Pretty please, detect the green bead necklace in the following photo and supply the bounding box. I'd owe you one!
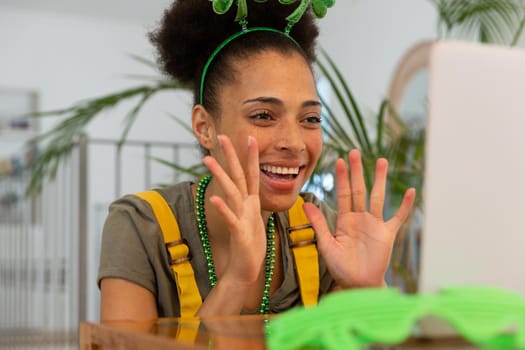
[195,175,276,314]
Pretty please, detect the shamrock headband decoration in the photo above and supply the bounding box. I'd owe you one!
[199,0,335,105]
[210,0,336,33]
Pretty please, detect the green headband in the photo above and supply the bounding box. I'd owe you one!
[199,0,335,105]
[199,27,300,105]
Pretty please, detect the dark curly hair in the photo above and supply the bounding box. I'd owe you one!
[149,0,320,114]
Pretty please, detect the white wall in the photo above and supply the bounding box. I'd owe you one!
[0,6,205,212]
[319,0,437,113]
[0,7,195,142]
[0,1,439,141]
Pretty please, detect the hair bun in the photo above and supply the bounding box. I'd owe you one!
[149,0,319,88]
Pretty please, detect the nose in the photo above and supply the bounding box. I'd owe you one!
[273,118,305,154]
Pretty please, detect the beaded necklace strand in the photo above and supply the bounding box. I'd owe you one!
[195,175,276,314]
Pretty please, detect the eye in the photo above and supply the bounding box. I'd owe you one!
[299,113,322,130]
[305,115,322,124]
[249,111,273,122]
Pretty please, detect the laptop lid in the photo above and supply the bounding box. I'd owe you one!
[418,40,525,296]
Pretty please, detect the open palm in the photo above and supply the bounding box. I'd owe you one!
[203,135,268,285]
[303,150,415,288]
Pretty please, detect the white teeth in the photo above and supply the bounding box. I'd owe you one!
[261,165,300,175]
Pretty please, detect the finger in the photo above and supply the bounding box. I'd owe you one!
[335,158,352,213]
[203,156,243,211]
[218,135,248,197]
[348,149,366,212]
[209,195,242,239]
[303,202,334,253]
[369,158,388,219]
[245,136,260,196]
[386,188,416,233]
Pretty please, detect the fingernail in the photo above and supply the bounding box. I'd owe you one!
[248,136,253,147]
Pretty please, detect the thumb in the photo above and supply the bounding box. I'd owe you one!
[303,202,333,252]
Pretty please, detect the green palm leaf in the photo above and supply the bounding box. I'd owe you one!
[431,0,525,44]
[318,50,373,155]
[167,113,194,135]
[150,157,207,179]
[27,78,184,196]
[311,52,424,214]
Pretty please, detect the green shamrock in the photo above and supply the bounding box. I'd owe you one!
[311,0,336,18]
[210,0,233,15]
[284,0,335,29]
[210,0,248,23]
[209,0,335,27]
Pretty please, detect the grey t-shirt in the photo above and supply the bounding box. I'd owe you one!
[98,181,337,317]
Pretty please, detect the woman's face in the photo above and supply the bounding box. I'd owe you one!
[208,49,323,212]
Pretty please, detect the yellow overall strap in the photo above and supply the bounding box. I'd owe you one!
[136,190,202,319]
[287,196,319,306]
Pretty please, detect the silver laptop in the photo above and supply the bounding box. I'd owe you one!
[419,40,525,295]
[416,40,525,336]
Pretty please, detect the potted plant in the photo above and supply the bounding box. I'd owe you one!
[315,0,525,291]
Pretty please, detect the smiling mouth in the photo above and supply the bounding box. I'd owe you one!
[260,164,302,180]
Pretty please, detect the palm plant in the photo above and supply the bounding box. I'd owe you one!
[314,51,424,292]
[314,0,525,291]
[25,57,186,196]
[432,0,525,44]
[315,51,425,204]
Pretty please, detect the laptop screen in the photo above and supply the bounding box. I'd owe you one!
[418,41,525,295]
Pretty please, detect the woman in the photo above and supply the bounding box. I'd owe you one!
[98,0,415,320]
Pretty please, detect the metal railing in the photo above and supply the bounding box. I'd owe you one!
[0,135,199,347]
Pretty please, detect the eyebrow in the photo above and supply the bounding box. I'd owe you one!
[242,96,322,108]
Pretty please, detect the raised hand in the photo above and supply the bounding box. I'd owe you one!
[202,135,267,286]
[303,149,416,288]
